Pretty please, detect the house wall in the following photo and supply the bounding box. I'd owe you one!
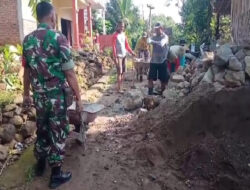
[0,0,20,45]
[21,0,37,40]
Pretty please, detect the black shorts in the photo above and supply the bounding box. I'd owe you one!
[148,61,169,83]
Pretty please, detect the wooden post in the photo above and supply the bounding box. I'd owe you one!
[72,0,80,49]
[87,4,93,39]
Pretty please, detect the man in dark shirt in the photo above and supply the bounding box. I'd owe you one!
[22,2,82,188]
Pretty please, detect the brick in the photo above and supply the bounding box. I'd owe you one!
[0,0,20,45]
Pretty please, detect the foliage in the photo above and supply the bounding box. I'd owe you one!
[152,15,183,45]
[219,16,232,43]
[105,0,146,49]
[0,91,16,107]
[28,0,51,18]
[180,0,213,45]
[0,45,23,90]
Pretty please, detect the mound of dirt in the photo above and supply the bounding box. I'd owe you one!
[131,84,250,190]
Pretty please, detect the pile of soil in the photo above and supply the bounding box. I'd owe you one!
[129,84,250,190]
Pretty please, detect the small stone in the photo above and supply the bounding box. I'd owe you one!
[27,107,36,120]
[148,174,157,181]
[0,83,6,90]
[228,56,243,71]
[3,111,14,118]
[0,124,16,143]
[20,121,36,138]
[225,70,245,87]
[184,81,190,88]
[172,74,185,83]
[214,72,225,84]
[15,134,24,142]
[104,165,109,170]
[177,82,185,89]
[213,82,225,92]
[0,145,9,161]
[231,45,242,54]
[15,107,22,115]
[3,104,17,112]
[22,114,28,121]
[14,96,23,105]
[235,49,246,61]
[244,49,250,56]
[10,115,24,126]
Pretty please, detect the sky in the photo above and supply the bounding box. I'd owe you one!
[101,0,182,23]
[133,0,182,23]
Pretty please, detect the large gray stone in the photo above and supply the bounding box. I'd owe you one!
[225,70,245,87]
[201,68,214,84]
[0,145,9,161]
[228,56,243,71]
[245,56,250,77]
[0,124,16,143]
[214,44,233,67]
[123,90,144,111]
[21,121,37,139]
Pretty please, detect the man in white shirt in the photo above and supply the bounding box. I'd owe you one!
[147,22,170,95]
[112,21,135,93]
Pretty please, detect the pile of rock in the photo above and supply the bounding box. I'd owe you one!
[0,96,36,166]
[166,44,250,97]
[73,50,113,91]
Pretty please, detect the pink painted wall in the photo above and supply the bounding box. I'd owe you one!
[99,34,113,51]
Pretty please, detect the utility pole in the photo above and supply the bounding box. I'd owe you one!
[147,4,155,33]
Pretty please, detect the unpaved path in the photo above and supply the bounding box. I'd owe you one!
[1,69,174,190]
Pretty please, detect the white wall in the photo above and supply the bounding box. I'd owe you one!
[21,0,37,39]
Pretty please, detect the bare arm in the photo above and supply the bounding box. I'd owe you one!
[64,69,81,101]
[23,67,31,96]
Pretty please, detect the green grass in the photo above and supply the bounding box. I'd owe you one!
[25,166,35,183]
[0,90,16,107]
[108,73,117,84]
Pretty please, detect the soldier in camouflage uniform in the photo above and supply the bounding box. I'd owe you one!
[22,2,82,189]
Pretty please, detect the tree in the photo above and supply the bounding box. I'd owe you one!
[152,15,183,45]
[180,0,213,45]
[105,0,146,48]
[28,0,51,18]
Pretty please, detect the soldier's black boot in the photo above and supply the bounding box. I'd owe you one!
[49,167,72,189]
[35,158,46,177]
[148,88,153,95]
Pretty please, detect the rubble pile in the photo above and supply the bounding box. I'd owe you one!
[0,96,36,167]
[166,44,250,97]
[73,51,113,91]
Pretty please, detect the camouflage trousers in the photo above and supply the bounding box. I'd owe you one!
[33,90,69,167]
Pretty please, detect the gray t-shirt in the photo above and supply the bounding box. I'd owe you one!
[149,33,169,64]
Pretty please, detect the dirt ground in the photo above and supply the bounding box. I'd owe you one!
[2,68,250,190]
